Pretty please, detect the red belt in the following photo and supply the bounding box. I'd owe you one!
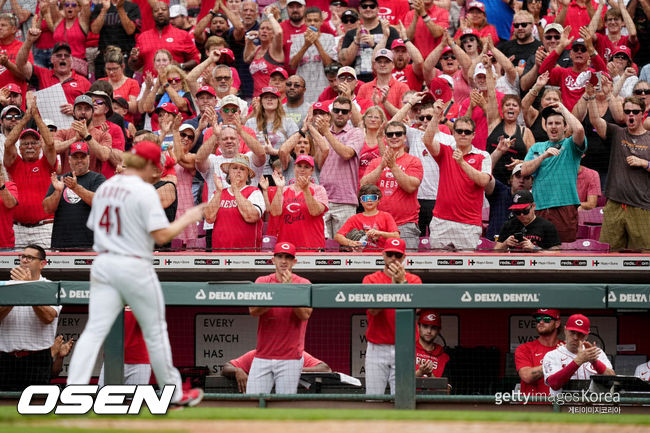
[4,350,36,358]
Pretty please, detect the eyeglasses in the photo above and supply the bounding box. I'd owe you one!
[513,22,531,28]
[332,107,350,114]
[633,89,650,95]
[544,34,560,41]
[623,109,642,115]
[454,128,474,135]
[3,114,22,120]
[534,315,554,323]
[571,46,587,53]
[64,2,78,6]
[93,99,105,105]
[461,36,477,43]
[54,53,71,58]
[418,115,433,122]
[338,75,356,82]
[286,82,303,88]
[385,130,405,138]
[613,54,629,60]
[341,16,358,24]
[385,251,404,258]
[360,3,377,8]
[512,206,532,216]
[360,194,379,202]
[442,54,456,60]
[20,254,43,262]
[105,66,121,72]
[214,76,231,81]
[222,106,239,113]
[180,132,195,140]
[513,172,532,180]
[167,77,182,84]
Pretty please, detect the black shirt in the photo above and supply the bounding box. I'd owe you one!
[90,1,142,53]
[498,215,561,249]
[497,39,542,66]
[341,24,400,82]
[227,23,259,100]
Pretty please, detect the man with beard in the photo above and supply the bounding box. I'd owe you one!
[169,5,193,33]
[390,38,424,93]
[311,96,364,238]
[283,75,309,129]
[515,309,563,395]
[415,310,449,378]
[227,1,260,100]
[497,11,542,68]
[319,67,372,126]
[280,0,307,73]
[43,142,106,250]
[520,23,572,93]
[128,2,200,74]
[194,3,241,54]
[54,95,113,178]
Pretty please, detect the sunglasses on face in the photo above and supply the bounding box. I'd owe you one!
[341,16,358,23]
[3,114,22,120]
[214,76,231,81]
[385,130,405,138]
[332,107,350,114]
[222,106,239,113]
[513,22,531,28]
[93,99,105,105]
[442,54,456,60]
[54,53,71,58]
[633,89,650,95]
[624,109,642,115]
[419,115,433,122]
[360,3,377,8]
[180,132,195,140]
[512,206,532,216]
[534,315,554,323]
[167,77,182,84]
[544,34,560,41]
[454,128,474,135]
[572,46,587,53]
[360,194,379,202]
[385,251,404,258]
[613,54,629,60]
[64,2,77,7]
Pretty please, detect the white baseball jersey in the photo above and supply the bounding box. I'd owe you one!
[542,344,613,395]
[635,362,650,381]
[88,174,169,260]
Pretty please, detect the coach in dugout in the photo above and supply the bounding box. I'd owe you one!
[223,349,331,393]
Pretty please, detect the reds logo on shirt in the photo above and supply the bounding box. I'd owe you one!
[286,202,301,213]
[166,38,174,43]
[70,82,78,87]
[32,167,39,173]
[564,75,585,91]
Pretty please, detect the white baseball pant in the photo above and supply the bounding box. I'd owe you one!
[98,363,152,387]
[365,342,395,395]
[67,254,183,402]
[246,357,304,394]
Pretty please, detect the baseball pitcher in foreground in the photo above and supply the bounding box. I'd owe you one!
[67,141,206,407]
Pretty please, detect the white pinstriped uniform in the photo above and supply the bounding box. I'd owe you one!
[542,345,612,396]
[98,363,152,387]
[246,357,304,394]
[365,343,395,395]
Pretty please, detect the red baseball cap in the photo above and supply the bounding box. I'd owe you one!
[612,45,632,59]
[197,85,216,97]
[467,1,485,12]
[260,86,281,98]
[534,308,560,320]
[131,141,163,171]
[70,142,89,155]
[383,238,406,254]
[3,83,21,94]
[391,38,407,50]
[274,241,296,257]
[295,154,315,167]
[441,46,454,56]
[219,48,235,64]
[565,314,590,334]
[156,102,179,115]
[20,128,41,140]
[419,310,441,327]
[270,66,289,79]
[429,77,452,103]
[459,28,480,39]
[312,101,330,113]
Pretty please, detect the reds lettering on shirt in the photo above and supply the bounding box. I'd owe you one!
[378,164,405,195]
[284,195,307,225]
[249,60,270,76]
[220,199,238,209]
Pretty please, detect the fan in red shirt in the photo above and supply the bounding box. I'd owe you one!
[415,310,449,378]
[3,99,57,249]
[404,0,449,59]
[0,13,33,110]
[0,172,18,249]
[247,242,313,395]
[514,309,563,395]
[363,238,422,395]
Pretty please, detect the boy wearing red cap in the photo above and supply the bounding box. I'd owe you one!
[247,242,313,395]
[542,314,615,395]
[363,238,422,395]
[514,308,563,395]
[416,310,449,378]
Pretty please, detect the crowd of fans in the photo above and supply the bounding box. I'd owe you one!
[1,0,649,253]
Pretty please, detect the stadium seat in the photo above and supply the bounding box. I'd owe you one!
[588,225,602,241]
[418,237,431,251]
[578,206,604,225]
[576,224,589,239]
[561,239,609,252]
[261,235,277,252]
[476,237,496,250]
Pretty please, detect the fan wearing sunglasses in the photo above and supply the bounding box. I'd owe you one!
[520,23,572,93]
[44,0,89,76]
[497,11,541,69]
[514,308,563,396]
[363,237,422,396]
[494,189,560,251]
[587,1,638,65]
[142,64,196,132]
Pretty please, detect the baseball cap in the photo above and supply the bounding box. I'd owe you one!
[383,237,406,254]
[131,141,163,171]
[287,0,306,5]
[360,0,378,4]
[438,74,454,88]
[572,38,587,48]
[312,101,330,113]
[70,142,89,155]
[20,128,41,140]
[169,4,188,17]
[260,86,280,98]
[429,77,452,103]
[374,48,394,62]
[474,62,487,78]
[219,48,235,64]
[459,28,480,39]
[331,0,348,4]
[441,46,454,56]
[87,90,114,117]
[534,308,560,320]
[295,154,315,167]
[419,310,442,327]
[391,39,407,50]
[337,66,357,79]
[612,45,632,59]
[0,105,21,118]
[270,66,289,79]
[219,94,244,109]
[73,94,94,109]
[53,42,72,53]
[156,102,180,115]
[341,9,358,20]
[274,241,297,257]
[220,153,256,178]
[511,163,524,177]
[565,314,590,334]
[544,23,563,34]
[3,83,20,94]
[197,85,216,97]
[467,1,486,12]
[509,190,534,210]
[540,105,563,120]
[179,123,196,133]
[113,97,129,109]
[43,118,57,129]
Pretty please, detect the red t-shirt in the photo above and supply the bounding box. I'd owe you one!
[99,77,141,123]
[357,77,410,118]
[133,0,170,32]
[95,121,126,180]
[124,307,150,364]
[212,186,263,251]
[378,0,411,24]
[281,20,306,72]
[392,64,423,92]
[359,141,381,184]
[0,181,18,248]
[336,211,398,250]
[514,339,562,395]
[253,273,311,359]
[231,349,322,373]
[594,33,639,62]
[6,156,56,224]
[273,185,329,251]
[135,25,201,74]
[363,270,422,344]
[403,5,449,59]
[415,339,449,378]
[559,0,605,39]
[32,67,91,105]
[365,152,423,226]
[318,80,363,102]
[0,39,33,109]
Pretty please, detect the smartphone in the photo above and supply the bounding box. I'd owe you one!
[308,26,318,32]
[514,232,524,242]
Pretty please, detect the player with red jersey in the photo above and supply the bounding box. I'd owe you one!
[415,310,449,378]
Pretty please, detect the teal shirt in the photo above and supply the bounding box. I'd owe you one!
[524,136,587,210]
